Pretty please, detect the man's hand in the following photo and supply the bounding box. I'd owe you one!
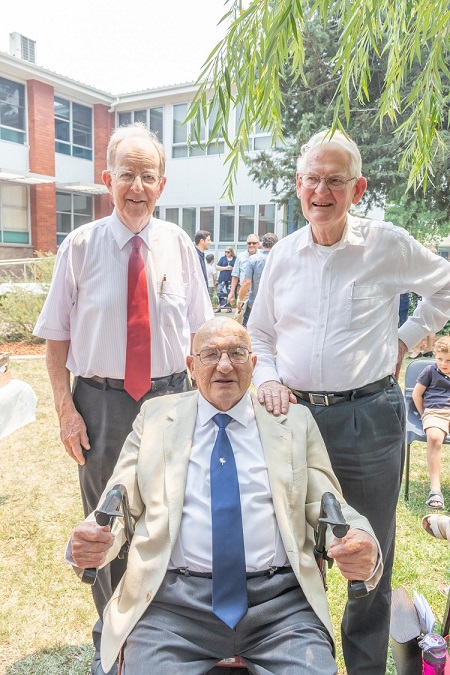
[327,529,378,581]
[59,406,90,466]
[237,299,244,311]
[227,291,235,306]
[71,522,115,569]
[257,381,297,416]
[395,338,408,379]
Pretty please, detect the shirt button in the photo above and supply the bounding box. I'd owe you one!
[146,592,152,602]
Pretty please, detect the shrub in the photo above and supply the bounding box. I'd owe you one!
[0,252,55,343]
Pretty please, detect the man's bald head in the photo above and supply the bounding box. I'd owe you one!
[188,318,256,411]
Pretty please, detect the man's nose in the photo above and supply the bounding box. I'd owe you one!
[315,177,331,194]
[216,352,234,371]
[130,175,144,191]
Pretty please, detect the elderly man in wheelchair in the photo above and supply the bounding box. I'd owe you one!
[69,318,381,674]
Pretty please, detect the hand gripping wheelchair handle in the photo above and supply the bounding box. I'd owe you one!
[81,484,134,586]
[314,491,368,598]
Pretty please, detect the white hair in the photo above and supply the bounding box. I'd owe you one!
[296,129,362,177]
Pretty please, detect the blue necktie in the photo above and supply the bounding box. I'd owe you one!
[210,413,248,629]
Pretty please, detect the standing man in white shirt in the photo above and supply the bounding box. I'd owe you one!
[34,123,213,675]
[69,318,380,675]
[248,129,450,675]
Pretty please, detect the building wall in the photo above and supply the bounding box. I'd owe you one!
[27,79,55,176]
[0,55,283,261]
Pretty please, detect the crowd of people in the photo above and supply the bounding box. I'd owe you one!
[35,122,450,675]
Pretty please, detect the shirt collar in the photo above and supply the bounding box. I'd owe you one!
[198,392,254,428]
[109,208,153,251]
[295,213,367,252]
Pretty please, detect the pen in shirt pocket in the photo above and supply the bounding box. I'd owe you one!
[350,281,355,299]
[160,274,167,294]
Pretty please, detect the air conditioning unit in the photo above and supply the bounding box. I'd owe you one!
[9,32,36,64]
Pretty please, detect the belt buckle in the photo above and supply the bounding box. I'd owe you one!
[309,393,329,406]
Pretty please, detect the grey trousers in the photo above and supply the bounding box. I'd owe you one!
[296,380,405,675]
[122,570,337,675]
[72,373,191,668]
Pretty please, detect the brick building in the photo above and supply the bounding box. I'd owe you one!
[0,36,284,261]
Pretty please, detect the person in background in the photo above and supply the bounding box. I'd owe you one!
[33,123,213,675]
[398,292,410,326]
[69,318,380,675]
[205,253,217,307]
[215,247,236,313]
[237,233,278,327]
[248,128,450,674]
[194,230,211,287]
[412,335,450,510]
[227,235,261,308]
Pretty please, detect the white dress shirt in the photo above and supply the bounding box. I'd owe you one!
[249,215,450,391]
[169,393,289,572]
[34,210,213,378]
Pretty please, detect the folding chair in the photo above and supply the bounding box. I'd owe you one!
[403,358,450,501]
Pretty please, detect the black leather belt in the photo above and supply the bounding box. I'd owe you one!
[79,371,187,393]
[168,566,292,579]
[292,375,394,407]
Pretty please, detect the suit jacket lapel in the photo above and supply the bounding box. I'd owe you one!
[253,394,292,508]
[163,391,198,546]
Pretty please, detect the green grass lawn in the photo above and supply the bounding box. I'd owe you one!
[1,358,450,674]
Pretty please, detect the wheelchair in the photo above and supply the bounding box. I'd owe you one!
[86,487,363,674]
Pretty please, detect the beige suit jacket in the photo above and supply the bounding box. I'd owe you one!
[87,391,380,672]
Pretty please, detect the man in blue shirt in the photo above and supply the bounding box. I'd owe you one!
[237,233,278,327]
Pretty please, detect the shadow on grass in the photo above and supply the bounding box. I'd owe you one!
[5,644,93,675]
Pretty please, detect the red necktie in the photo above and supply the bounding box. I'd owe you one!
[124,236,151,400]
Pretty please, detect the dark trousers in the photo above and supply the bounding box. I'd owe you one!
[399,293,410,326]
[242,303,252,328]
[72,373,191,669]
[296,381,405,675]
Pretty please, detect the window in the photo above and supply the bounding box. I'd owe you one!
[0,184,29,244]
[117,107,164,140]
[54,97,92,159]
[182,207,196,240]
[238,205,255,241]
[172,102,224,158]
[219,206,235,242]
[56,192,93,245]
[236,104,272,151]
[165,208,179,226]
[200,207,214,237]
[258,204,275,236]
[0,77,26,144]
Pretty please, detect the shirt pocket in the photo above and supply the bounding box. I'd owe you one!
[346,284,385,329]
[159,281,188,328]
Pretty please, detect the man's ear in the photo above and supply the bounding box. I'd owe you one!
[186,355,195,380]
[352,176,367,205]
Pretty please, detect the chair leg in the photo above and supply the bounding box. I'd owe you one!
[404,442,411,501]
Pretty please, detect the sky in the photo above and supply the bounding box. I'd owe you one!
[1,0,229,94]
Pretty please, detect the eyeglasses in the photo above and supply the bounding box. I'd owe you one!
[192,347,252,365]
[111,171,162,186]
[299,174,357,191]
[247,241,259,246]
[225,249,232,253]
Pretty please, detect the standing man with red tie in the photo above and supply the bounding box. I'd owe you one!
[34,123,213,675]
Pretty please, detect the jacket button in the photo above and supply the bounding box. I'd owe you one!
[146,592,151,602]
